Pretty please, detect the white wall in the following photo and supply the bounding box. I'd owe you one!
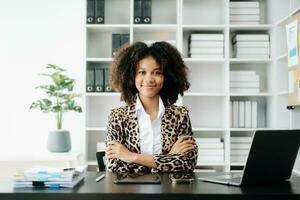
[0,0,85,154]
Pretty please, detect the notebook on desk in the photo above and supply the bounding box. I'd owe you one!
[199,129,300,186]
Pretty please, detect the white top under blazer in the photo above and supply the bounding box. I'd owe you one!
[135,95,165,155]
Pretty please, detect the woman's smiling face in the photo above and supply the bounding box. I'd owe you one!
[135,56,164,100]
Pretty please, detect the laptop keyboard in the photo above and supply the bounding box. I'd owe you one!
[213,173,242,184]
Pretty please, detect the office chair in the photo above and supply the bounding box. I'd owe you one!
[96,151,106,171]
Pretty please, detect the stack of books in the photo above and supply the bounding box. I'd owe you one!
[232,34,270,59]
[230,137,252,163]
[230,1,260,24]
[230,70,260,93]
[196,137,224,164]
[231,100,258,128]
[97,142,106,151]
[189,33,224,59]
[13,165,86,188]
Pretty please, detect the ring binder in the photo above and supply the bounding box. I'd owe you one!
[120,34,130,47]
[143,0,152,24]
[104,68,112,92]
[95,66,104,92]
[112,34,121,57]
[95,0,105,24]
[86,65,95,92]
[87,0,95,24]
[134,0,143,24]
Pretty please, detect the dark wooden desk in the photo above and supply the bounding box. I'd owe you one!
[1,172,300,200]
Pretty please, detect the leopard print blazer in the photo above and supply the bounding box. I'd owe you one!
[105,100,198,173]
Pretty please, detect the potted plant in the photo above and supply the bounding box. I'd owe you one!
[30,64,82,152]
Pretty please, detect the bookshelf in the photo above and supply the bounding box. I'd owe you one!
[85,0,300,172]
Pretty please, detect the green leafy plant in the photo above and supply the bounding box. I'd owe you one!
[30,64,82,130]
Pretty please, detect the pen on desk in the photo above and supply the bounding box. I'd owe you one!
[95,174,105,182]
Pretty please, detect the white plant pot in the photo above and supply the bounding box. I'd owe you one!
[47,130,71,152]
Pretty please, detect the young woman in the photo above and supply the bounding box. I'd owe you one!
[105,41,198,173]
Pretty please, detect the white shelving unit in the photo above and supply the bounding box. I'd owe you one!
[85,0,300,172]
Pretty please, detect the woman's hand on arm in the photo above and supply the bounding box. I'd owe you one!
[106,141,137,163]
[169,135,196,154]
[106,141,157,168]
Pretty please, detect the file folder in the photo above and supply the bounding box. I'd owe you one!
[104,68,112,92]
[120,34,130,47]
[112,34,121,57]
[143,0,152,24]
[94,66,104,92]
[95,0,105,24]
[134,0,142,24]
[87,0,95,24]
[86,65,95,92]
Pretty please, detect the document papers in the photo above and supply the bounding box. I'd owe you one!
[13,165,87,188]
[286,20,299,67]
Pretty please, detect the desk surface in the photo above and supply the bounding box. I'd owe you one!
[1,172,300,200]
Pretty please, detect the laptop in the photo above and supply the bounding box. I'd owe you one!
[199,129,300,186]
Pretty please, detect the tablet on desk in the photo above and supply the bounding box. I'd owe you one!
[113,172,161,184]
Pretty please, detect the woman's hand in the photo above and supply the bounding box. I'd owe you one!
[106,141,137,163]
[169,135,196,154]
